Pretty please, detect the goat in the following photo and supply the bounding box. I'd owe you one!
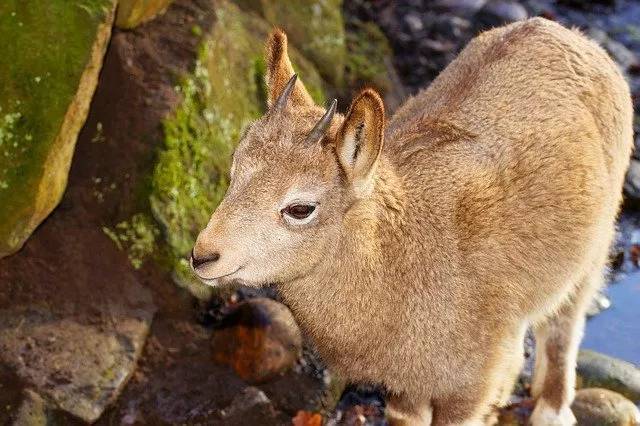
[192,18,633,425]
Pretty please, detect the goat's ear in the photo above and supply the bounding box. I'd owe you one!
[336,89,385,193]
[265,29,314,109]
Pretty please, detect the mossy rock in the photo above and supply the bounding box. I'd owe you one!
[150,0,326,299]
[237,0,346,87]
[345,20,393,93]
[116,0,172,29]
[0,0,117,258]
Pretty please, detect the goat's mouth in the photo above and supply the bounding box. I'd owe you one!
[194,266,243,287]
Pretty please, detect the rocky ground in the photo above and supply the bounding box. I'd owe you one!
[1,0,640,425]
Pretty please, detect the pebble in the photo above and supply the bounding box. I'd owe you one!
[476,0,528,30]
[220,387,283,425]
[211,298,302,383]
[586,291,612,317]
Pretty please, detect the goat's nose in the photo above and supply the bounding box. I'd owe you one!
[190,248,220,269]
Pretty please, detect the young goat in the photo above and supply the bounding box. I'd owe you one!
[192,18,633,425]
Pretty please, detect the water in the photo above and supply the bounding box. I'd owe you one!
[582,272,640,366]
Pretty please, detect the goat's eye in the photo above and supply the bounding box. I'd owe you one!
[282,204,316,220]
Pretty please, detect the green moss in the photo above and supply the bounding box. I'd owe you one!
[116,0,172,28]
[102,213,159,269]
[238,0,346,87]
[345,20,393,93]
[0,0,113,255]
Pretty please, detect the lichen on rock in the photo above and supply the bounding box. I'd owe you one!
[150,0,326,298]
[0,0,116,257]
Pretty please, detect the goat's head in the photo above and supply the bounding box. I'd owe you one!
[191,29,385,288]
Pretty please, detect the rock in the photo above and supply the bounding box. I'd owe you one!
[328,385,387,426]
[292,410,323,426]
[12,389,49,426]
[586,290,612,317]
[236,0,346,86]
[433,15,472,41]
[0,365,24,425]
[116,0,172,28]
[211,298,303,383]
[577,350,640,402]
[0,284,155,423]
[624,159,640,201]
[404,13,425,34]
[432,0,488,16]
[571,388,640,426]
[0,0,117,257]
[150,0,325,299]
[475,0,528,30]
[345,20,407,111]
[220,386,286,425]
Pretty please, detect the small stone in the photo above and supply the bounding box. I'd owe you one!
[587,29,640,72]
[624,159,640,201]
[572,388,640,426]
[211,298,302,383]
[432,0,488,16]
[404,13,424,34]
[221,387,283,425]
[476,0,528,30]
[586,290,611,317]
[577,350,640,402]
[292,410,323,426]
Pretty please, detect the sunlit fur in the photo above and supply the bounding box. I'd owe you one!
[193,19,633,425]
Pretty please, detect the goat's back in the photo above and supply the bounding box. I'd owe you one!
[385,17,633,317]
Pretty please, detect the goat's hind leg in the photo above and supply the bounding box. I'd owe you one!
[530,268,604,426]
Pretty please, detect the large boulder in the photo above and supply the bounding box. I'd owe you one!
[0,0,117,257]
[0,288,155,423]
[150,0,325,298]
[116,0,173,28]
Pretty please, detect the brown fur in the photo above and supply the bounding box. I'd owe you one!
[193,18,633,425]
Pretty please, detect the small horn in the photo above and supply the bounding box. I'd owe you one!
[273,74,298,111]
[305,99,337,145]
